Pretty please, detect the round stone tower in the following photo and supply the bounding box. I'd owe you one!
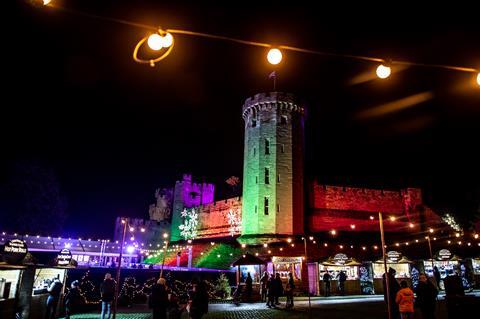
[239,92,305,244]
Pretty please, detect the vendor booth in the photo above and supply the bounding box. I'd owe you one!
[319,253,362,295]
[373,251,413,294]
[423,249,461,290]
[232,253,266,301]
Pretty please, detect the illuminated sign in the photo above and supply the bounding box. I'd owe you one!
[387,251,402,263]
[333,253,349,264]
[437,249,452,261]
[2,239,28,264]
[272,256,302,264]
[56,249,73,267]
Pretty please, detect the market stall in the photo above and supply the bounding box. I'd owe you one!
[373,251,413,294]
[423,249,461,290]
[269,256,303,282]
[231,253,266,301]
[319,253,362,295]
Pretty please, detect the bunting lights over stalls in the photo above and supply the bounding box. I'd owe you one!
[38,1,480,85]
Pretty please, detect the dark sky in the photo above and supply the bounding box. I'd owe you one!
[3,0,480,238]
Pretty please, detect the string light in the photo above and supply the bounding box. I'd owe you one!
[477,72,480,86]
[330,229,337,235]
[350,224,356,229]
[267,48,282,65]
[389,216,396,222]
[376,64,391,79]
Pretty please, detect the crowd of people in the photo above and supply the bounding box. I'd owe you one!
[257,271,295,309]
[382,266,475,319]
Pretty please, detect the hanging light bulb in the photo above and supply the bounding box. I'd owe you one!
[267,48,282,65]
[160,33,174,48]
[43,0,52,5]
[477,72,480,86]
[376,64,391,79]
[148,34,164,51]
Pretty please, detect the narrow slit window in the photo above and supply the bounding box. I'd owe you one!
[277,204,280,212]
[277,174,280,183]
[281,115,287,125]
[281,144,284,153]
[265,168,270,184]
[265,139,270,155]
[264,197,269,215]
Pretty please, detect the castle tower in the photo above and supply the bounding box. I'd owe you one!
[239,92,305,244]
[170,174,215,242]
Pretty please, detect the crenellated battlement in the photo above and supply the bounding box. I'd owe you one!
[242,92,305,119]
[312,182,422,213]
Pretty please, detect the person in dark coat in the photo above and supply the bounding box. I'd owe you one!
[245,272,253,302]
[323,271,332,297]
[433,266,441,289]
[382,267,401,319]
[273,273,283,305]
[260,272,269,302]
[337,271,347,296]
[64,280,85,319]
[444,269,465,319]
[44,277,63,319]
[285,272,295,309]
[188,278,209,319]
[415,273,438,319]
[149,278,169,319]
[266,274,275,308]
[100,273,116,319]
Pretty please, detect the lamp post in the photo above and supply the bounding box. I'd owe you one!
[378,212,392,319]
[426,235,435,272]
[302,237,312,319]
[112,218,128,319]
[160,233,169,278]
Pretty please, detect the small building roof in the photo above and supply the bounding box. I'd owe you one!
[232,253,266,266]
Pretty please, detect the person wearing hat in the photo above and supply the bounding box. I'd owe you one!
[383,267,401,319]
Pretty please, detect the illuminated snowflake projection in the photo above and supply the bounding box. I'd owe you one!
[226,209,241,236]
[442,213,462,232]
[179,208,198,240]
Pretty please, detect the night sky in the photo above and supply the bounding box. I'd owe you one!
[3,1,480,238]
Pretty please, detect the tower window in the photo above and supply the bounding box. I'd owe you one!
[255,205,257,214]
[277,204,280,212]
[264,197,269,215]
[265,168,270,184]
[253,147,256,156]
[265,139,270,155]
[281,115,287,125]
[277,174,280,183]
[255,176,258,184]
[281,144,284,153]
[251,119,256,127]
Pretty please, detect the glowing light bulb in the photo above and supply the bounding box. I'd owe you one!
[43,0,52,5]
[148,34,164,51]
[241,244,246,248]
[350,224,356,229]
[287,238,292,243]
[389,216,396,222]
[160,33,173,48]
[126,246,135,253]
[376,64,391,79]
[267,48,282,65]
[409,223,414,228]
[477,73,480,86]
[330,230,336,235]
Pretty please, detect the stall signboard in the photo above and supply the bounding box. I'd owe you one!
[272,256,302,264]
[387,251,402,263]
[1,239,28,264]
[56,249,73,267]
[333,253,349,265]
[437,249,452,261]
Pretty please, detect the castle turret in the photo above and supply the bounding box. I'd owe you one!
[239,92,305,244]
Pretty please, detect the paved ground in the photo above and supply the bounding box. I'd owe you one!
[65,292,480,319]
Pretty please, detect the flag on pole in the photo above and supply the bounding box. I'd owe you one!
[269,71,276,79]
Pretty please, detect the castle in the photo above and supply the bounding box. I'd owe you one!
[115,91,444,248]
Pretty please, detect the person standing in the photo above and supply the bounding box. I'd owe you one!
[337,271,347,296]
[266,274,275,308]
[260,272,269,302]
[285,272,295,309]
[64,280,84,319]
[323,271,332,297]
[443,269,465,319]
[383,267,401,319]
[188,278,209,319]
[44,277,63,319]
[100,273,116,319]
[149,278,169,319]
[415,273,438,319]
[273,273,283,305]
[245,272,253,302]
[433,266,441,289]
[395,281,414,319]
